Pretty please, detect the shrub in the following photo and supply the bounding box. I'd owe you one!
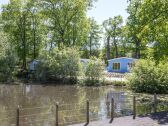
[0,32,17,82]
[0,52,17,82]
[83,57,105,86]
[127,59,168,94]
[35,53,50,82]
[35,47,82,84]
[156,62,168,93]
[35,48,105,85]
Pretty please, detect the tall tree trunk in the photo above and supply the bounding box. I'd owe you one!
[113,36,118,58]
[20,14,27,70]
[89,36,92,56]
[33,16,36,59]
[135,39,140,59]
[72,24,76,46]
[23,14,27,70]
[122,38,126,57]
[106,35,110,59]
[60,30,65,48]
[122,44,126,57]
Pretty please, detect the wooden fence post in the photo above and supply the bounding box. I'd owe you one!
[133,96,136,119]
[56,103,59,126]
[16,107,19,126]
[85,100,89,126]
[110,98,114,123]
[154,93,157,113]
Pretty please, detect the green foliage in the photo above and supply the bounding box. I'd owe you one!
[126,0,144,59]
[0,32,8,56]
[0,53,18,82]
[83,57,105,86]
[127,59,168,94]
[1,0,97,71]
[35,47,82,84]
[1,0,45,69]
[137,0,168,60]
[102,15,124,59]
[126,0,168,60]
[0,0,167,85]
[81,18,102,58]
[40,0,91,48]
[36,49,106,85]
[0,32,18,82]
[156,63,168,93]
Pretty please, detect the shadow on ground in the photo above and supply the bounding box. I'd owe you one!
[150,111,168,125]
[138,111,168,125]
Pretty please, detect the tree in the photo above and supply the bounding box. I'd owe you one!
[126,0,168,60]
[127,59,168,94]
[35,47,82,84]
[103,15,123,58]
[84,56,105,85]
[1,0,44,70]
[0,32,9,57]
[0,28,18,82]
[127,0,146,59]
[81,18,101,57]
[40,0,95,49]
[135,0,168,60]
[102,31,111,60]
[26,0,45,60]
[2,0,26,69]
[119,25,134,57]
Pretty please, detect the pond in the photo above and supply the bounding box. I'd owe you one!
[0,84,167,126]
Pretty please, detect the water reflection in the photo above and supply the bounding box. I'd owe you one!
[0,84,167,126]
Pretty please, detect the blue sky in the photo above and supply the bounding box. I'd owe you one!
[0,0,9,5]
[0,0,129,24]
[0,0,9,11]
[88,0,129,24]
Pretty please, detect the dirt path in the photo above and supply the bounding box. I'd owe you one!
[69,111,168,126]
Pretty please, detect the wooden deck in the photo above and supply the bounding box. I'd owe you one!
[69,111,168,126]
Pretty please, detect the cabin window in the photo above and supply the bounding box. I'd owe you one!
[128,62,135,68]
[128,63,133,68]
[128,62,135,71]
[113,63,120,70]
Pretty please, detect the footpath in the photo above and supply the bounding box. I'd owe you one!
[70,111,168,126]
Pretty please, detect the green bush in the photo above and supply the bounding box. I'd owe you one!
[156,62,168,93]
[127,59,168,94]
[35,47,82,84]
[35,48,105,85]
[0,53,17,82]
[83,57,105,86]
[0,32,17,82]
[35,53,50,82]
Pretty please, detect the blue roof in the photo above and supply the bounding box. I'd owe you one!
[108,57,136,61]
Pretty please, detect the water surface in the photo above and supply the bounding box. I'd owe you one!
[0,84,167,126]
